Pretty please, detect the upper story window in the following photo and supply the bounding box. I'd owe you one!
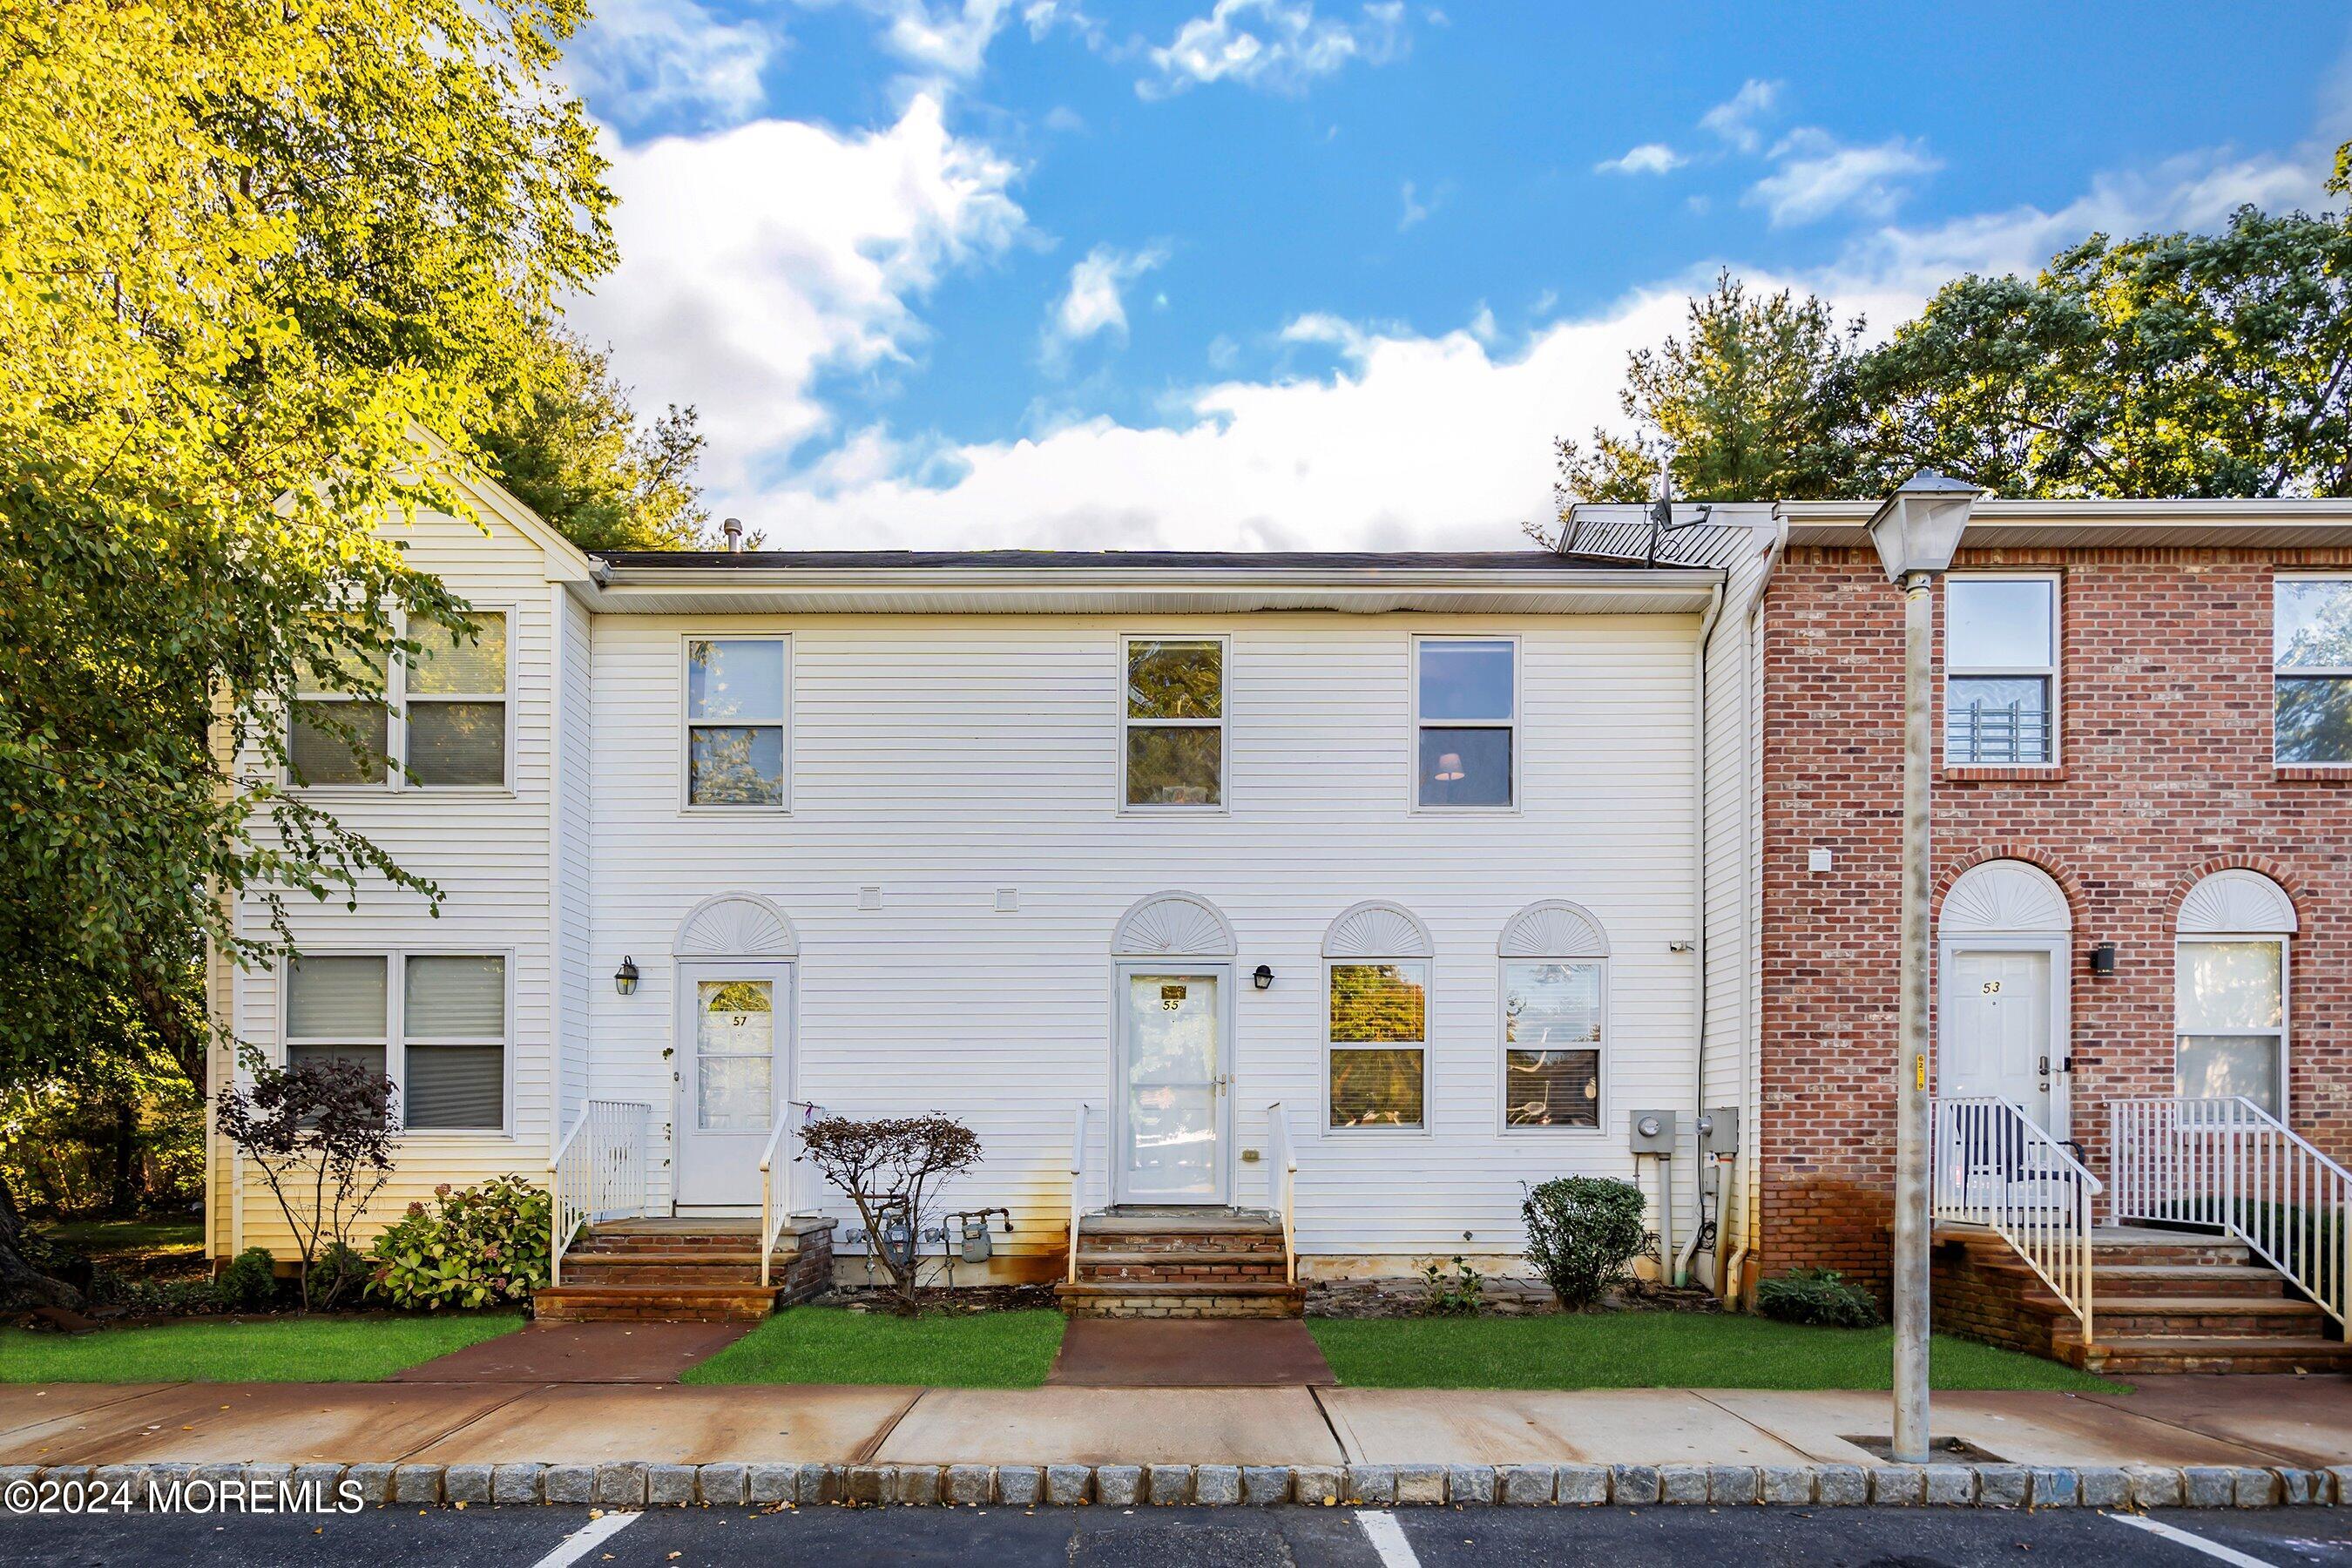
[284,952,509,1131]
[1123,636,1224,810]
[2274,578,2352,764]
[685,637,787,809]
[288,612,508,789]
[1944,577,2056,765]
[1416,636,1516,808]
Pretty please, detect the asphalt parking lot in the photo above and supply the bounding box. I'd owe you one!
[4,1504,2352,1567]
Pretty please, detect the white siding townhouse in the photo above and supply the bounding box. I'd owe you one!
[208,476,1781,1316]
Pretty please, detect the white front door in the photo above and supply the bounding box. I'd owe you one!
[1116,967,1227,1205]
[1942,947,2056,1134]
[675,963,789,1208]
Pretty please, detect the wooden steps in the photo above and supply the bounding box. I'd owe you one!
[1936,1224,2352,1375]
[531,1217,835,1323]
[1055,1211,1306,1319]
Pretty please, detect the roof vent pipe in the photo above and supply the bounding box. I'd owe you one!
[722,517,745,553]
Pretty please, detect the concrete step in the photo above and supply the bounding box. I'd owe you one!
[2062,1335,2352,1375]
[1053,1280,1308,1320]
[532,1284,780,1323]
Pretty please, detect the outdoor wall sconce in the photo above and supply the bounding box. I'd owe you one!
[1253,964,1274,991]
[614,956,640,996]
[2089,942,2117,976]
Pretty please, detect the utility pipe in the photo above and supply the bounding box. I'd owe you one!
[1679,573,1727,1289]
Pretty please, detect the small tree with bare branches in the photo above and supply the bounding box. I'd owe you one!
[798,1113,981,1313]
[215,1057,396,1309]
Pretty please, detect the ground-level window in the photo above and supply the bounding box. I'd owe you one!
[685,637,787,808]
[1123,636,1224,808]
[2274,578,2352,763]
[284,953,508,1130]
[1504,962,1604,1129]
[1327,960,1427,1129]
[2174,870,2296,1118]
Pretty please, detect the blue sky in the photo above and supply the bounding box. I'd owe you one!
[556,1,2352,550]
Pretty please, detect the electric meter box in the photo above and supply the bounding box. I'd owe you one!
[1699,1107,1740,1157]
[1627,1108,1678,1154]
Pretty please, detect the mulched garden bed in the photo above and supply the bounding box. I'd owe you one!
[1307,1274,1721,1319]
[825,1281,1062,1314]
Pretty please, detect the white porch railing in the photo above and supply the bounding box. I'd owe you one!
[1066,1103,1094,1286]
[547,1099,652,1288]
[1931,1096,2101,1343]
[758,1100,825,1288]
[2112,1096,2351,1329]
[1266,1101,1298,1285]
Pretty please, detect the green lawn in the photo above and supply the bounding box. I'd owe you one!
[1306,1315,2113,1392]
[0,1314,524,1383]
[682,1306,1066,1388]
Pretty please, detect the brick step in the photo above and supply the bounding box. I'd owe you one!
[1077,1233,1285,1254]
[2060,1335,2352,1375]
[2074,1264,2292,1299]
[1054,1280,1307,1321]
[2045,1298,2330,1339]
[2085,1240,2256,1267]
[560,1261,771,1286]
[533,1284,780,1323]
[571,1233,766,1254]
[1076,1247,1288,1273]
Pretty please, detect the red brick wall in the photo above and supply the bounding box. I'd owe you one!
[1760,545,2352,1294]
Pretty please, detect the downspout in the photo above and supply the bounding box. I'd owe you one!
[1722,515,1789,1304]
[1677,577,1727,1288]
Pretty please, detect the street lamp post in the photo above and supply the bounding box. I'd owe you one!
[1864,471,1981,1465]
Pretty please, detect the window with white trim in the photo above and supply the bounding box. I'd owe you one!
[685,637,787,808]
[1504,961,1605,1129]
[288,612,509,788]
[2274,578,2352,764]
[1416,637,1515,807]
[1327,960,1427,1129]
[1944,577,2056,765]
[284,953,509,1130]
[1122,636,1224,808]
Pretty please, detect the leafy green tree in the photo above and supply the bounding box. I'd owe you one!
[478,325,710,551]
[1858,186,2352,497]
[1553,273,1872,507]
[0,0,612,1306]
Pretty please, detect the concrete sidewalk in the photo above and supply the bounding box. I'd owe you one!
[4,1375,2349,1472]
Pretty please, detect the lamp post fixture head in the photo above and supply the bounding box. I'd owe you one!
[1866,470,1983,584]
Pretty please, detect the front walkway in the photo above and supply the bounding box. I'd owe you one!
[6,1376,2349,1471]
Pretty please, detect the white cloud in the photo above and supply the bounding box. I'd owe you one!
[1398,179,1435,229]
[1698,78,1781,152]
[861,0,1019,80]
[1045,244,1169,360]
[1594,142,1686,177]
[1747,129,1941,226]
[563,94,1027,499]
[568,0,783,132]
[1140,0,1407,98]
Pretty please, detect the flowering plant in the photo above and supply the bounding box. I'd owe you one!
[368,1174,551,1309]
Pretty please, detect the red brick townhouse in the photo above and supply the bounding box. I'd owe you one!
[1750,497,2352,1369]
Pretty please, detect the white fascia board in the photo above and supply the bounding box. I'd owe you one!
[1779,496,2352,547]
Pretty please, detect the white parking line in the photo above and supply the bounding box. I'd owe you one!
[1355,1509,1423,1568]
[2106,1511,2280,1568]
[528,1509,642,1568]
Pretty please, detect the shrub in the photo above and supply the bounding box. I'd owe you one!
[1756,1267,1882,1328]
[215,1056,396,1308]
[1418,1254,1487,1316]
[1521,1176,1652,1308]
[220,1246,280,1310]
[368,1176,552,1310]
[799,1113,982,1313]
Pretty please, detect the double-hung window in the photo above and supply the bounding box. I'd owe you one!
[1503,960,1605,1130]
[288,612,510,788]
[2274,578,2352,764]
[2176,938,2288,1117]
[1327,961,1428,1129]
[1122,636,1224,808]
[685,637,787,808]
[1944,577,2057,765]
[283,953,509,1131]
[1415,636,1516,808]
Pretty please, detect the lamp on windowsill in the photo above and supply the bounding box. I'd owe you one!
[1433,752,1465,783]
[614,956,639,997]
